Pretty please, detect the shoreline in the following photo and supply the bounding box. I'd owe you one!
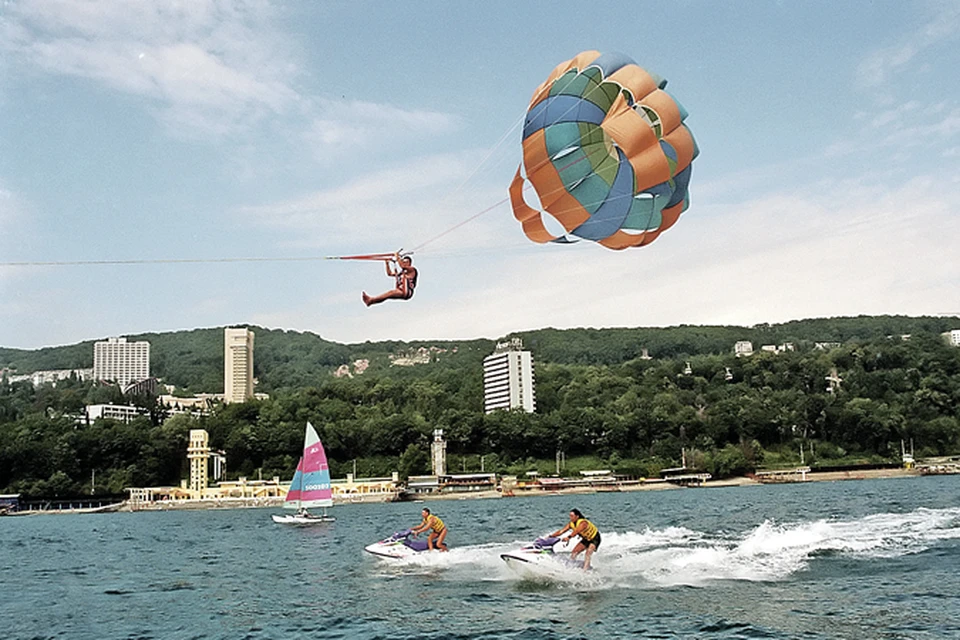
[4,468,940,516]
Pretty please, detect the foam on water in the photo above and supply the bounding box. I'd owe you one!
[368,506,960,590]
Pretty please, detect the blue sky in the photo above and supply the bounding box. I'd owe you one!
[1,1,959,350]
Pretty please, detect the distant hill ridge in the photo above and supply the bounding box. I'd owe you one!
[2,315,958,394]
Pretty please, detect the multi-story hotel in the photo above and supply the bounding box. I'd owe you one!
[224,327,254,404]
[93,337,150,386]
[482,338,536,414]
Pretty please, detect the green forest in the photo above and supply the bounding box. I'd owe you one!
[2,315,959,500]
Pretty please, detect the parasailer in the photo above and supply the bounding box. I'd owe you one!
[510,51,698,250]
[361,252,418,306]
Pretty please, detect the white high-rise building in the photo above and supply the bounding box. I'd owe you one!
[483,338,536,414]
[93,337,150,386]
[224,327,254,404]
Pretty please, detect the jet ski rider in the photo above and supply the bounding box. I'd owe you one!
[411,508,448,551]
[550,508,600,570]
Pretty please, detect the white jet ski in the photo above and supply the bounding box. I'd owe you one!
[500,536,589,579]
[364,529,431,559]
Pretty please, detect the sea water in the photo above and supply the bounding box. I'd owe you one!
[2,475,959,639]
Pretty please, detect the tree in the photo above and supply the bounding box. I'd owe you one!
[398,444,428,480]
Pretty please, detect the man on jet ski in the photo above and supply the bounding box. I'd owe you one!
[550,508,600,570]
[411,507,448,551]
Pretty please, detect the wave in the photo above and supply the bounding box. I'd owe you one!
[367,506,960,589]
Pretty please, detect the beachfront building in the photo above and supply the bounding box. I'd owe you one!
[93,337,150,386]
[188,429,210,493]
[0,494,21,513]
[224,327,254,404]
[404,473,498,497]
[483,338,536,413]
[331,473,402,503]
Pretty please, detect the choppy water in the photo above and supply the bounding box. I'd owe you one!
[3,475,960,639]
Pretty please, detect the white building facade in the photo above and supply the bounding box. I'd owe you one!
[93,337,150,386]
[483,338,536,414]
[84,404,144,423]
[224,328,255,404]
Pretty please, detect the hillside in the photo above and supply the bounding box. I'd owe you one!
[3,315,960,500]
[2,315,958,393]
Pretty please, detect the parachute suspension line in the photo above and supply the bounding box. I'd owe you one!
[3,251,424,268]
[410,196,511,253]
[412,57,638,254]
[0,256,335,267]
[448,110,527,202]
[410,140,611,254]
[413,113,526,250]
[409,111,527,254]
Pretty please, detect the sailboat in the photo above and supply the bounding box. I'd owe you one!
[272,422,336,524]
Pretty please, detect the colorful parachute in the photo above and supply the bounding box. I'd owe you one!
[509,51,698,250]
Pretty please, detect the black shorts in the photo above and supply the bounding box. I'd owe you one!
[580,532,601,549]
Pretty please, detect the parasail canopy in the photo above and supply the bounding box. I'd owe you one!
[510,51,698,250]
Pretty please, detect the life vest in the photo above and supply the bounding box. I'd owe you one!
[573,517,598,541]
[424,514,445,533]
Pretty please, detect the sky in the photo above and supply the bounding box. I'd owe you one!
[1,1,959,350]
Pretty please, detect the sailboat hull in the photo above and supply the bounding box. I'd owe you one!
[272,513,335,525]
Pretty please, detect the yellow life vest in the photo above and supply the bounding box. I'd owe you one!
[424,514,445,533]
[573,517,598,540]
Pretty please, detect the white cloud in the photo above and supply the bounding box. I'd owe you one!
[293,172,960,344]
[857,4,960,89]
[821,102,960,172]
[0,1,466,148]
[236,151,507,252]
[1,0,300,136]
[306,99,461,154]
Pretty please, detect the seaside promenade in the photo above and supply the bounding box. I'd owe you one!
[7,466,930,516]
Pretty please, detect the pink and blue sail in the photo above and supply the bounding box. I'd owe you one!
[283,422,333,510]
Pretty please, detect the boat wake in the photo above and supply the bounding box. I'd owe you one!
[367,506,960,589]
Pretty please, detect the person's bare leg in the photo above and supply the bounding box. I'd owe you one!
[363,289,403,306]
[570,541,585,564]
[583,545,595,570]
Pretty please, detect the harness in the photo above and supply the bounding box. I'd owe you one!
[396,267,417,299]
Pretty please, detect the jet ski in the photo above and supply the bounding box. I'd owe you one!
[500,536,588,579]
[364,529,430,559]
